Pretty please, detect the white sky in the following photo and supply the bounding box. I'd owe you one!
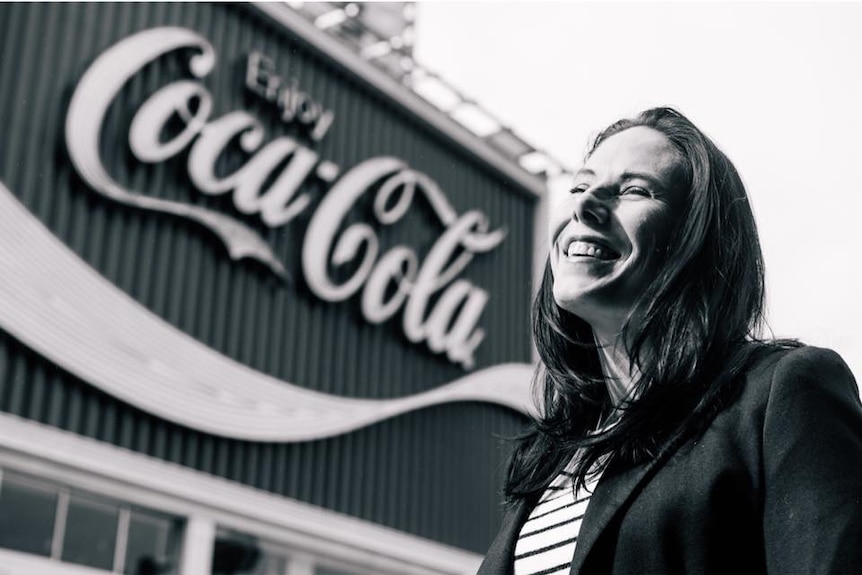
[413,1,862,380]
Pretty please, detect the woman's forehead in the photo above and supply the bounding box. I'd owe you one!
[586,127,680,173]
[578,127,686,198]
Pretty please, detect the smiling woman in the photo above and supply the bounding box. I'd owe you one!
[549,126,685,349]
[479,108,862,574]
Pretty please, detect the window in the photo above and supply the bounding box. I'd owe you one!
[212,530,288,575]
[0,471,182,574]
[212,528,373,575]
[0,477,57,556]
[0,464,467,575]
[125,509,180,575]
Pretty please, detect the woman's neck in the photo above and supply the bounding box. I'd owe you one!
[593,329,640,406]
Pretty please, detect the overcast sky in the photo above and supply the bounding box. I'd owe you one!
[414,2,862,380]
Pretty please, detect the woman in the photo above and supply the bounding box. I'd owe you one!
[479,108,862,574]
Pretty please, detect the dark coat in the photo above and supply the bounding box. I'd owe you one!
[478,346,862,574]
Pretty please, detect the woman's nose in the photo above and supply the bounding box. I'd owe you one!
[571,187,609,226]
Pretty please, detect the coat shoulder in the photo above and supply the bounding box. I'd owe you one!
[735,344,859,415]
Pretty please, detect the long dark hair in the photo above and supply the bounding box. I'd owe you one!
[506,107,794,502]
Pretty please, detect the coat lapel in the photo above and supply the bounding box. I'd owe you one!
[481,416,707,573]
[479,447,681,574]
[570,427,693,574]
[568,362,752,573]
[568,457,656,573]
[477,500,531,574]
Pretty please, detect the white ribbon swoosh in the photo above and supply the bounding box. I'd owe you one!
[0,182,536,441]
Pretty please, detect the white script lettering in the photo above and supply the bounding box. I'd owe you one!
[66,27,507,369]
[303,158,505,368]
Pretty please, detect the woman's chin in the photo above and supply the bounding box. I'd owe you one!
[552,283,607,316]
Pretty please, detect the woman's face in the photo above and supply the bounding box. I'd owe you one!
[549,126,686,337]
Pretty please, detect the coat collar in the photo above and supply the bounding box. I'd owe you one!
[480,420,702,573]
[477,500,530,574]
[569,454,662,572]
[570,421,697,573]
[478,453,672,575]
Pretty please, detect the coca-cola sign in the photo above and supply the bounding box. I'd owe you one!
[65,27,506,369]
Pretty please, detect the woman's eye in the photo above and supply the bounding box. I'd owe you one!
[621,186,651,197]
[570,185,589,194]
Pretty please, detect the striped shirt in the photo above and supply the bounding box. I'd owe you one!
[513,461,601,575]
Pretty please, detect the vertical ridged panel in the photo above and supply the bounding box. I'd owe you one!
[0,3,534,553]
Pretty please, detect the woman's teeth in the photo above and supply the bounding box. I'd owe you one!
[566,241,614,260]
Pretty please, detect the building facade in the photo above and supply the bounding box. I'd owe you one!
[0,4,545,574]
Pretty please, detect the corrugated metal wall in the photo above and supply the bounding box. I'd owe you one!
[0,3,536,553]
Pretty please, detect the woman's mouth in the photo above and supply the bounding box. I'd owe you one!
[565,240,620,261]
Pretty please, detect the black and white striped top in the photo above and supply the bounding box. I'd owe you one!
[513,460,601,575]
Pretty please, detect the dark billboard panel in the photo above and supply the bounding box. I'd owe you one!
[0,2,539,556]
